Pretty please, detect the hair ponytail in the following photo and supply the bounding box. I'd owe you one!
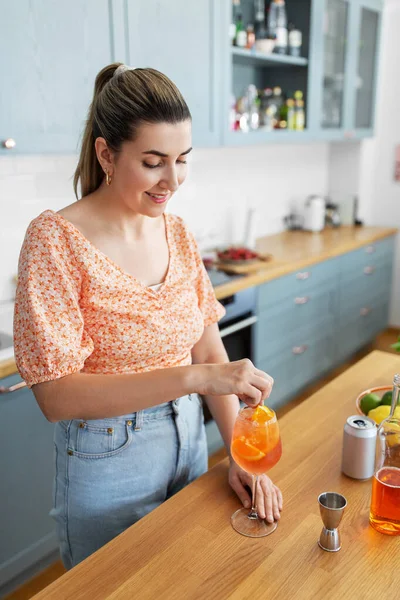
[73,63,191,199]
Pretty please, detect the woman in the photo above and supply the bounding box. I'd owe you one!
[14,63,282,569]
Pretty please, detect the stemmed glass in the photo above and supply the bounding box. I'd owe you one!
[230,405,282,537]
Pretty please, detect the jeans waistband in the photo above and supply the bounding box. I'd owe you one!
[58,395,193,432]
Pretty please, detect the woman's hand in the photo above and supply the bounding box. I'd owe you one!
[196,359,274,407]
[228,462,283,523]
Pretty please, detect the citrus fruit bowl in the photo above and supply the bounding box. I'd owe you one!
[356,385,392,417]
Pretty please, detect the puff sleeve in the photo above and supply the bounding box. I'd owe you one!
[13,217,94,387]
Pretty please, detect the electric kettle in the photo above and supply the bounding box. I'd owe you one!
[303,195,326,232]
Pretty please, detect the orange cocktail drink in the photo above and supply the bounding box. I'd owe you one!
[230,405,282,538]
[231,405,282,475]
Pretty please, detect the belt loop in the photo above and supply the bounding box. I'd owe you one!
[188,393,192,401]
[134,410,144,431]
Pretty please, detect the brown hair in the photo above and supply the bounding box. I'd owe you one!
[73,63,191,199]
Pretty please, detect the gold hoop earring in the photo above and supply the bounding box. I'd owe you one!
[105,171,112,186]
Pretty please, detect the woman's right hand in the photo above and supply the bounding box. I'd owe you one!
[197,359,274,407]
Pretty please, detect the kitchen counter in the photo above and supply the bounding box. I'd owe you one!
[1,225,397,379]
[214,225,397,300]
[33,350,400,600]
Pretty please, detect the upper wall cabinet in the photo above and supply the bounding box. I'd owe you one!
[222,0,383,146]
[309,0,382,140]
[0,0,113,154]
[123,0,222,147]
[353,0,381,134]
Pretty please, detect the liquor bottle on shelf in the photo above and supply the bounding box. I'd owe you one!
[254,0,266,37]
[287,98,296,130]
[235,14,247,48]
[288,23,302,57]
[246,24,256,49]
[268,0,288,54]
[294,90,305,131]
[272,86,284,128]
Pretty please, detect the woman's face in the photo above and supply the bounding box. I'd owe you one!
[107,120,192,217]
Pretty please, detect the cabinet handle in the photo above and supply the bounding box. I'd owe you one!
[364,266,375,275]
[365,245,375,254]
[292,345,308,355]
[360,307,372,317]
[296,271,310,280]
[2,138,16,149]
[294,296,310,305]
[0,381,27,394]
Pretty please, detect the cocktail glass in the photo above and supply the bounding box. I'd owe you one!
[230,405,282,537]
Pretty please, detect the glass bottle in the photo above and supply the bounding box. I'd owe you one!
[268,0,287,54]
[369,374,400,536]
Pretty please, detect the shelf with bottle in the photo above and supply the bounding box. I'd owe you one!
[230,0,307,63]
[229,85,306,136]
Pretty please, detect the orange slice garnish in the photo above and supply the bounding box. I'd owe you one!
[251,405,275,424]
[232,438,266,461]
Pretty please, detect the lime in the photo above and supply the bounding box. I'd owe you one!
[360,392,381,415]
[380,391,393,405]
[368,405,391,424]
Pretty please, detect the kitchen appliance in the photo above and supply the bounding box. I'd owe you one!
[204,269,257,453]
[303,195,325,232]
[325,201,341,227]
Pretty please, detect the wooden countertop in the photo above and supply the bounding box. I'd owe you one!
[33,350,400,600]
[2,226,397,379]
[214,225,397,300]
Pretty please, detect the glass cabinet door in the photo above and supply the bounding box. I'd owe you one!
[355,6,379,129]
[321,0,349,129]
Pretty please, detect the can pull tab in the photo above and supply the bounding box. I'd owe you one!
[353,419,368,428]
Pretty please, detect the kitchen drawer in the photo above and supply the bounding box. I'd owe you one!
[258,324,335,410]
[339,260,393,314]
[257,257,339,313]
[255,286,336,362]
[336,299,389,362]
[340,237,395,278]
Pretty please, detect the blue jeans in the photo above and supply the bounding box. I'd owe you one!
[51,394,207,569]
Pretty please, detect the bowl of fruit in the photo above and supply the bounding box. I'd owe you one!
[217,246,261,265]
[356,386,400,425]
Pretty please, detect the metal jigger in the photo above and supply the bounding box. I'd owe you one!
[318,492,347,552]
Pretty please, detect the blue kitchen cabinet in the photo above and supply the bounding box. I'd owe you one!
[352,0,382,137]
[309,0,382,140]
[254,237,395,407]
[0,374,57,594]
[223,0,383,145]
[124,0,223,148]
[0,0,113,154]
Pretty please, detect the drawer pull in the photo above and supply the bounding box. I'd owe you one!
[365,245,376,254]
[294,296,310,305]
[360,307,372,317]
[364,266,375,275]
[292,345,308,355]
[0,381,27,394]
[296,271,310,280]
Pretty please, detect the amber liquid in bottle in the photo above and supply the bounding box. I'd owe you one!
[369,374,400,535]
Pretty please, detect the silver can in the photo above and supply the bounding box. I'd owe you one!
[341,415,377,480]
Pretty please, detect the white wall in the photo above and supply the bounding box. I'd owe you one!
[0,143,329,306]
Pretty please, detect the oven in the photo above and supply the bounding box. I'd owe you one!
[203,272,258,453]
[218,287,257,363]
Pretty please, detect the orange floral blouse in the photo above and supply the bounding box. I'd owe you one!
[14,210,225,388]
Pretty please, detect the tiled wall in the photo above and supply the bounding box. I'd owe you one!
[0,143,329,307]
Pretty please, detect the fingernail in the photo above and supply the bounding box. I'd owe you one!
[244,501,250,508]
[267,515,274,523]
